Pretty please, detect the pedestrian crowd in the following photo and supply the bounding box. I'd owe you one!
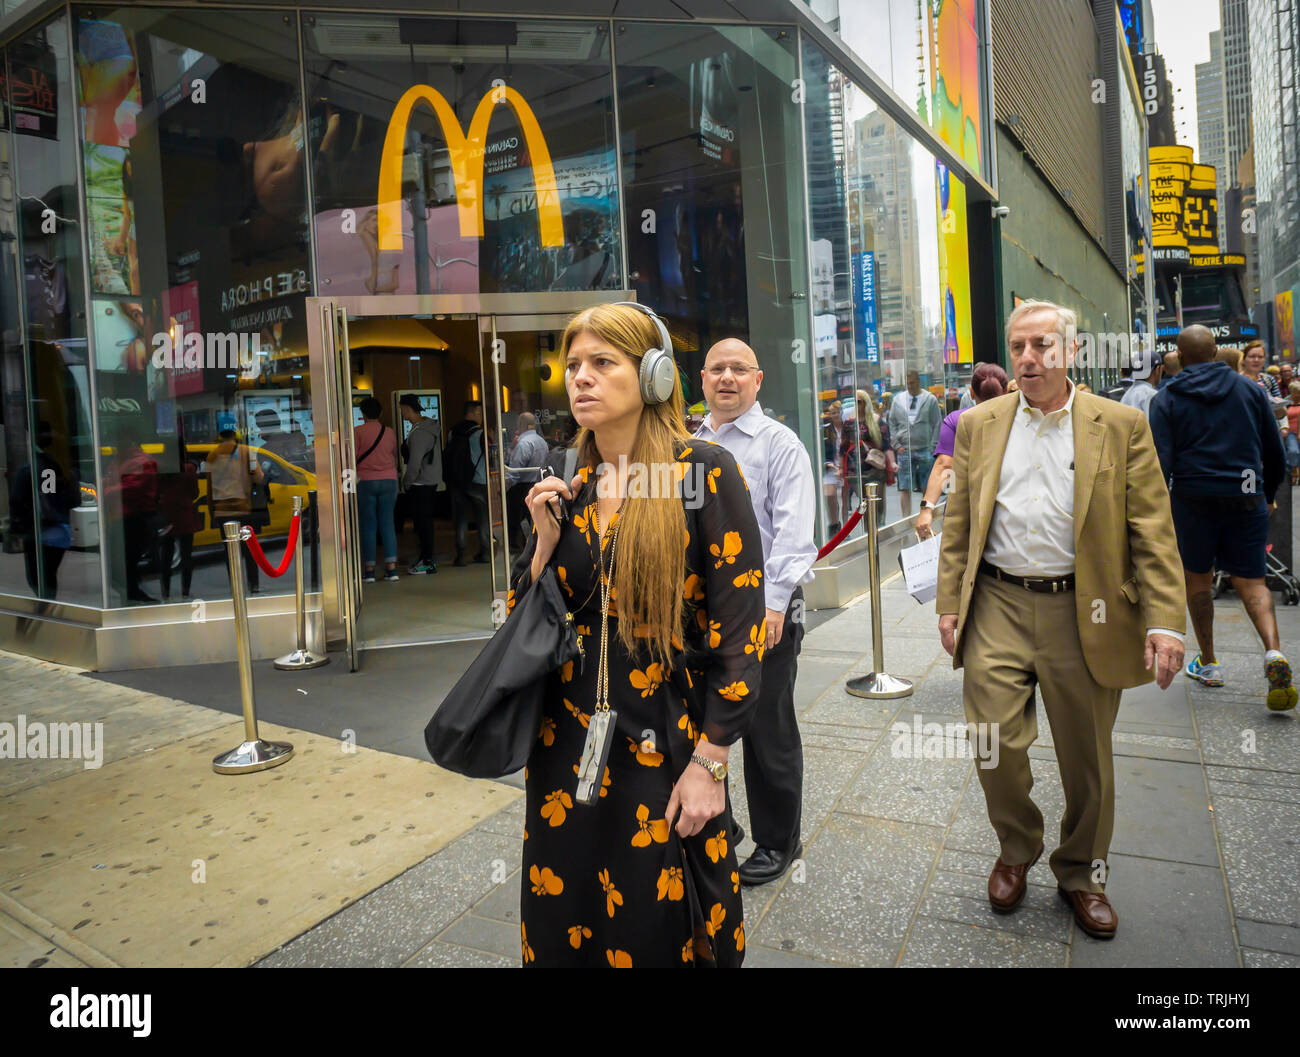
[434,298,1294,967]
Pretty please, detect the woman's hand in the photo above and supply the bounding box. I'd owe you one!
[525,473,579,575]
[665,743,728,838]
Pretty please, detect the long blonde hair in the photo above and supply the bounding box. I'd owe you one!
[562,304,691,671]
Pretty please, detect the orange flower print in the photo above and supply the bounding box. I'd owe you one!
[745,623,766,661]
[577,465,592,484]
[683,573,705,602]
[564,698,590,729]
[628,737,663,767]
[556,566,574,597]
[706,466,722,493]
[598,869,623,917]
[568,925,591,950]
[521,922,534,964]
[606,948,632,968]
[708,620,722,648]
[734,923,746,951]
[733,568,763,589]
[677,712,698,743]
[631,803,670,847]
[529,864,564,896]
[677,446,694,462]
[560,659,575,683]
[629,662,663,698]
[709,531,743,569]
[541,789,573,827]
[506,588,516,615]
[705,828,729,863]
[681,939,694,964]
[696,608,709,632]
[706,902,726,938]
[719,681,750,701]
[657,866,685,901]
[571,505,592,538]
[538,715,556,746]
[731,870,740,894]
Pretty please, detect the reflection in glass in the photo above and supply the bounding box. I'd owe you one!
[304,15,620,296]
[75,7,311,606]
[6,16,100,605]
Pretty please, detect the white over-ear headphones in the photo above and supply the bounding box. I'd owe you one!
[611,301,676,405]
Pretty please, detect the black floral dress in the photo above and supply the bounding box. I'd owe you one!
[508,440,766,967]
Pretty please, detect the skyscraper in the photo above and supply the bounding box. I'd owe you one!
[1221,0,1259,302]
[1195,30,1226,249]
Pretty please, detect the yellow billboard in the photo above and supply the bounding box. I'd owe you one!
[1149,144,1193,251]
[377,84,563,253]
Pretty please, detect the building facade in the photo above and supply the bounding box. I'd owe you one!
[1249,0,1300,359]
[0,0,999,670]
[1196,29,1226,249]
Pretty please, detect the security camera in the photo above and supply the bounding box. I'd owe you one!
[992,205,1011,219]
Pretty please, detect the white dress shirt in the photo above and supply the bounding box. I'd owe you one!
[695,402,817,612]
[982,382,1182,642]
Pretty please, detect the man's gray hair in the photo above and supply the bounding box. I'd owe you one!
[1006,298,1078,340]
[517,412,536,430]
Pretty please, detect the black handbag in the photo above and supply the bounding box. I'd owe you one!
[424,563,583,778]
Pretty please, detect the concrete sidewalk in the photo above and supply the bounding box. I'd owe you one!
[258,577,1300,969]
[3,580,1296,968]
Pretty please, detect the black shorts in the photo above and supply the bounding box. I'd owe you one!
[1170,492,1269,578]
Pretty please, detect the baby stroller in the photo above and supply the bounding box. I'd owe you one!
[1212,544,1300,605]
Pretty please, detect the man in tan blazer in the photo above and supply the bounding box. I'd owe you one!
[937,299,1186,940]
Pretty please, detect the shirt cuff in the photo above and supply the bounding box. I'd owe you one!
[1147,627,1184,643]
[765,584,793,613]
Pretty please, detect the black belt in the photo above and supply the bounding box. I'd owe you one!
[978,560,1074,594]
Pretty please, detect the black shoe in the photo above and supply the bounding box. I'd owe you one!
[731,821,745,847]
[738,842,803,887]
[454,555,469,567]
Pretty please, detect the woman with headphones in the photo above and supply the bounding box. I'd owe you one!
[510,302,766,967]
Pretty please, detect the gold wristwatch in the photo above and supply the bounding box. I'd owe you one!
[691,753,728,781]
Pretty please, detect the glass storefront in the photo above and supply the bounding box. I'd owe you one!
[0,4,987,665]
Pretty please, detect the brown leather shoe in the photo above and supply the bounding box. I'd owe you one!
[987,845,1044,913]
[1059,886,1118,939]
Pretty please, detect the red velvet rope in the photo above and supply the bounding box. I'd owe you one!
[816,507,863,560]
[243,513,300,578]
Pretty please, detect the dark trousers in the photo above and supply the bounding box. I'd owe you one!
[159,533,195,598]
[506,482,531,548]
[743,587,805,853]
[452,483,490,559]
[22,538,66,599]
[409,485,437,563]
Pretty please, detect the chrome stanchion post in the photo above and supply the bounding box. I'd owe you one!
[213,521,295,774]
[275,495,329,670]
[846,482,914,700]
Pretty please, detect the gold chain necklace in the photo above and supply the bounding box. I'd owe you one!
[593,508,618,716]
[576,507,618,805]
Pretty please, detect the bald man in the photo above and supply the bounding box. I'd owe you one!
[1150,326,1295,709]
[696,339,818,885]
[506,411,549,549]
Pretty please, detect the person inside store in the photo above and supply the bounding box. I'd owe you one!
[505,411,549,551]
[888,369,941,520]
[352,397,400,583]
[202,429,269,595]
[398,394,442,576]
[936,298,1187,941]
[445,400,490,566]
[511,302,765,967]
[695,337,818,887]
[1149,325,1295,711]
[915,363,1008,540]
[255,408,313,473]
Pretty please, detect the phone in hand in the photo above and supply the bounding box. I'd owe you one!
[541,466,567,525]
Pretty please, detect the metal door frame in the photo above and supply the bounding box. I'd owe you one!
[306,291,633,663]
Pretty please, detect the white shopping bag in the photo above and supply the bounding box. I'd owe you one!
[897,532,941,604]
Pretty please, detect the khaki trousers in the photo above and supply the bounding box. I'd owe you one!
[962,572,1122,893]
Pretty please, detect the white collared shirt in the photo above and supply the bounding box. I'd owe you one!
[982,382,1182,642]
[983,384,1078,577]
[695,402,817,612]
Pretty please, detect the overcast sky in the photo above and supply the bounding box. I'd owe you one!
[1149,0,1222,152]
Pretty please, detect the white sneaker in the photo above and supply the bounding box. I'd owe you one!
[1185,653,1224,687]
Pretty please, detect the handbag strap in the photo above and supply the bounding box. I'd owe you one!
[356,423,386,467]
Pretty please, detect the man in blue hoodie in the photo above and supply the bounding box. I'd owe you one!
[1149,325,1295,710]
